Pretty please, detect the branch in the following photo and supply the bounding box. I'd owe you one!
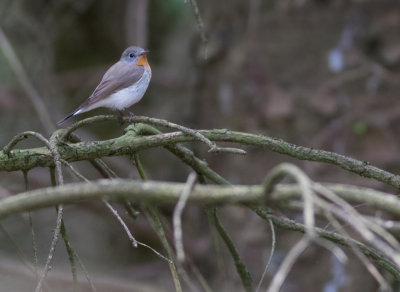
[60,115,246,155]
[2,178,400,279]
[254,207,400,280]
[1,120,399,190]
[1,180,400,219]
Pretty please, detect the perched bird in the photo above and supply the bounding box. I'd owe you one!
[58,46,151,125]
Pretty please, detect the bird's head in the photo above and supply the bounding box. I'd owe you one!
[121,46,150,65]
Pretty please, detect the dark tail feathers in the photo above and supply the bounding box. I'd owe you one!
[57,110,77,126]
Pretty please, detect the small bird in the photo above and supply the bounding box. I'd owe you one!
[58,46,151,125]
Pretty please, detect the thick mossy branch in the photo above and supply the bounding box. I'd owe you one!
[1,120,399,190]
[1,180,400,219]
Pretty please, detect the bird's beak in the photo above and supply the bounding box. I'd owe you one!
[140,50,150,56]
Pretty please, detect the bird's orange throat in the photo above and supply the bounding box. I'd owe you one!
[135,55,150,70]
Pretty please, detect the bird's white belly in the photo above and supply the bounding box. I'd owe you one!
[86,68,151,111]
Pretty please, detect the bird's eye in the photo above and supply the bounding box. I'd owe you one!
[129,53,134,58]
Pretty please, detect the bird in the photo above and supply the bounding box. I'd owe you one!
[57,46,151,125]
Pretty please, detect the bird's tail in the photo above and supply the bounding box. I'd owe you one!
[57,109,81,126]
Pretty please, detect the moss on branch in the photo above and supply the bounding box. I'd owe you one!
[1,121,400,191]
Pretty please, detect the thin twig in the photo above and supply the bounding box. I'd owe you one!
[59,115,116,140]
[35,132,65,292]
[254,207,400,280]
[267,236,311,292]
[103,200,138,247]
[133,153,147,180]
[105,197,171,262]
[133,153,182,290]
[63,157,170,263]
[23,170,38,280]
[325,211,390,291]
[173,172,197,262]
[314,238,347,265]
[3,131,50,156]
[59,218,77,289]
[93,158,118,178]
[314,183,400,268]
[185,0,208,58]
[72,249,97,292]
[187,258,213,292]
[35,204,63,292]
[256,219,276,292]
[136,241,172,263]
[146,207,183,292]
[206,207,253,292]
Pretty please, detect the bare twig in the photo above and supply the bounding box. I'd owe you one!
[267,236,311,292]
[133,153,182,291]
[146,207,183,292]
[136,241,172,263]
[3,131,50,156]
[63,158,170,262]
[206,207,253,292]
[256,219,276,292]
[254,207,400,280]
[23,171,38,280]
[35,203,63,292]
[314,183,400,268]
[59,218,77,289]
[103,200,138,247]
[173,172,197,262]
[184,0,208,58]
[35,132,65,292]
[72,249,97,292]
[325,211,390,291]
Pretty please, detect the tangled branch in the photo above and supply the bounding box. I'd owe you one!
[2,115,400,290]
[1,116,399,191]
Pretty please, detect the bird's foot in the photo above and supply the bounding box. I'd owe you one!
[128,112,135,123]
[117,110,125,125]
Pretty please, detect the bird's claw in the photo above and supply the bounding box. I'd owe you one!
[117,111,125,125]
[128,112,135,123]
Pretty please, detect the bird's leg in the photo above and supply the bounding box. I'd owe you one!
[128,112,135,124]
[117,110,125,125]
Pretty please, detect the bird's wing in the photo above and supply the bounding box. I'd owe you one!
[57,61,145,125]
[77,61,145,109]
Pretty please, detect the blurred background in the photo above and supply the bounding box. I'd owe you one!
[0,0,400,291]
